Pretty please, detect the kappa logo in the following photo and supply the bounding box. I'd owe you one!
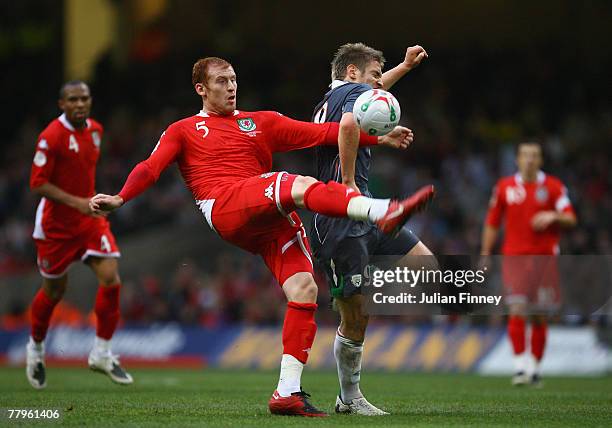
[264,182,274,201]
[237,118,256,132]
[351,274,362,288]
[260,172,275,179]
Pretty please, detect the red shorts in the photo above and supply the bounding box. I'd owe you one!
[502,255,560,308]
[34,218,120,278]
[197,171,313,286]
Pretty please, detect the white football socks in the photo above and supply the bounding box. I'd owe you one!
[277,354,303,397]
[93,336,111,356]
[513,352,526,373]
[28,336,44,353]
[347,196,390,222]
[530,354,541,376]
[334,331,364,403]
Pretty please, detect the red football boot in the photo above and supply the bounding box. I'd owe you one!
[376,185,435,235]
[268,389,328,417]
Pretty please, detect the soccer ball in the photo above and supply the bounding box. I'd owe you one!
[353,89,401,136]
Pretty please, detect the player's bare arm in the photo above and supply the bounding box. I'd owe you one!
[531,211,577,232]
[338,112,361,193]
[32,182,103,217]
[480,224,499,256]
[90,194,124,214]
[383,45,428,90]
[377,126,414,150]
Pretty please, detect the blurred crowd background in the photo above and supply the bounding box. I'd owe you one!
[1,0,611,329]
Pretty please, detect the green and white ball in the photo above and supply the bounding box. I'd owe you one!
[353,89,401,136]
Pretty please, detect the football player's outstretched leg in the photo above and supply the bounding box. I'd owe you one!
[88,57,434,415]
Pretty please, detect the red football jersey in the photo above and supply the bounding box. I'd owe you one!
[30,114,104,240]
[119,110,376,202]
[485,171,575,255]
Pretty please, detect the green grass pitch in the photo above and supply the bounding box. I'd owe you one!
[1,367,610,427]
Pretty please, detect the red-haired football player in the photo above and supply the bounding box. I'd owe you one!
[90,57,434,416]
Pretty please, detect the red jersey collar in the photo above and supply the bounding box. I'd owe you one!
[197,110,240,118]
[58,113,90,132]
[515,170,545,185]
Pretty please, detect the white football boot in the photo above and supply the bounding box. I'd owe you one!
[88,350,133,385]
[512,371,530,386]
[26,339,46,389]
[335,396,389,415]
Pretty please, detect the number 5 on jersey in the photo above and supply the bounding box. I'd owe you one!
[196,120,209,138]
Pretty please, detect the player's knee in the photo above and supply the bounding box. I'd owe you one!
[294,277,318,303]
[42,278,67,301]
[509,303,527,316]
[91,258,121,286]
[291,176,319,208]
[339,302,369,340]
[340,316,369,341]
[294,175,318,191]
[100,274,120,286]
[283,272,318,303]
[403,242,438,272]
[98,269,120,286]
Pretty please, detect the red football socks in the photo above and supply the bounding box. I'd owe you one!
[531,321,547,361]
[95,284,121,340]
[282,302,317,364]
[302,181,358,217]
[30,289,60,342]
[507,315,526,355]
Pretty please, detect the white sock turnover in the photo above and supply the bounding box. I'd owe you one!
[347,196,390,222]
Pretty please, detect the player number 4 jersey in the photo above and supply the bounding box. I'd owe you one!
[30,114,104,240]
[485,171,575,255]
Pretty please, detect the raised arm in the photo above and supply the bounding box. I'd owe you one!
[90,126,181,213]
[382,45,428,90]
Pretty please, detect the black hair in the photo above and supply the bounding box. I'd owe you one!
[59,80,88,99]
